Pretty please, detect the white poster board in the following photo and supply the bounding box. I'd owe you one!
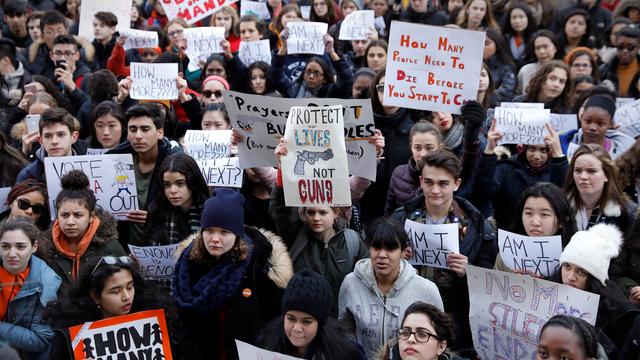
[86,148,109,156]
[239,40,272,66]
[549,113,578,134]
[130,63,178,100]
[78,0,132,42]
[498,229,563,278]
[281,106,351,207]
[339,10,374,40]
[286,22,328,55]
[404,219,459,268]
[185,27,226,72]
[161,0,239,24]
[44,154,139,221]
[183,130,243,188]
[128,244,180,281]
[614,98,640,138]
[494,107,551,145]
[467,266,600,360]
[235,340,302,360]
[0,187,10,213]
[384,21,485,114]
[120,29,159,51]
[500,102,544,109]
[240,0,271,19]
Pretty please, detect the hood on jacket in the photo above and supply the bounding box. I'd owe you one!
[22,255,62,307]
[353,258,418,296]
[32,139,89,162]
[613,0,640,17]
[28,37,95,64]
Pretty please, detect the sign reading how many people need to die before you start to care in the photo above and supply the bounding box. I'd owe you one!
[129,244,180,281]
[120,29,159,51]
[161,0,239,24]
[339,10,374,40]
[498,229,563,278]
[404,220,459,269]
[239,40,272,67]
[130,63,178,100]
[494,106,551,145]
[78,0,132,42]
[286,22,328,55]
[467,266,600,360]
[281,106,351,207]
[183,130,243,188]
[44,154,139,221]
[69,310,172,360]
[384,21,485,114]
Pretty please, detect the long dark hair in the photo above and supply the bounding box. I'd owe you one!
[527,30,560,62]
[0,131,28,187]
[369,69,386,114]
[556,9,594,57]
[297,56,335,86]
[501,3,537,63]
[523,60,572,112]
[485,28,516,69]
[247,61,275,95]
[89,100,127,148]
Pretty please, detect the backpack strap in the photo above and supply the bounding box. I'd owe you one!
[344,228,361,271]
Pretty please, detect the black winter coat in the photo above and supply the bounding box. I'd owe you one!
[384,157,421,216]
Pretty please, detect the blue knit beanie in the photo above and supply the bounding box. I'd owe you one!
[282,269,332,323]
[200,189,246,239]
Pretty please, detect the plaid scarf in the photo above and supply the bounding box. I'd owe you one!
[163,206,203,245]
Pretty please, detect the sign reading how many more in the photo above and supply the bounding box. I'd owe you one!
[183,130,243,188]
[130,63,178,100]
[498,229,563,278]
[69,310,172,360]
[494,106,551,145]
[281,106,351,207]
[384,21,485,114]
[467,266,600,360]
[404,220,459,268]
[161,0,239,24]
[286,22,328,55]
[44,154,139,221]
[78,0,132,42]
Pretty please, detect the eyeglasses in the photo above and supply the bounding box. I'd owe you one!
[51,50,76,58]
[305,69,324,78]
[90,256,133,278]
[571,63,591,69]
[16,198,46,215]
[615,44,638,52]
[376,83,385,93]
[396,328,439,343]
[202,90,223,99]
[168,29,184,37]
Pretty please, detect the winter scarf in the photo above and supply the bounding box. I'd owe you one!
[172,239,253,312]
[443,120,464,150]
[52,217,101,281]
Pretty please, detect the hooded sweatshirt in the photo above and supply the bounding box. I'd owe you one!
[338,258,444,359]
[561,128,635,160]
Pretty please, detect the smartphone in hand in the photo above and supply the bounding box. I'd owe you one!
[25,114,40,135]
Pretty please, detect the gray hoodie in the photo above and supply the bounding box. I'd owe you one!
[338,258,444,359]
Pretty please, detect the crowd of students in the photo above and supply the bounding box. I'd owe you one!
[0,0,640,359]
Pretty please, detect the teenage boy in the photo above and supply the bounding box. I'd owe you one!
[23,10,67,78]
[50,34,91,92]
[108,103,183,245]
[26,11,43,43]
[0,38,31,109]
[91,11,117,71]
[2,0,30,48]
[16,107,88,183]
[392,149,497,357]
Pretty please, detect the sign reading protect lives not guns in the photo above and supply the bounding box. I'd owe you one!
[281,106,351,207]
[384,21,485,114]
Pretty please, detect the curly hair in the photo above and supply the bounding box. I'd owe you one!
[523,61,572,112]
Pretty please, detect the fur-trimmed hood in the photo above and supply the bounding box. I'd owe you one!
[176,226,293,289]
[28,36,95,64]
[46,208,119,253]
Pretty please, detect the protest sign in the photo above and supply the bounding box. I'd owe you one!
[286,22,328,55]
[198,157,244,188]
[183,130,243,187]
[185,27,226,71]
[120,29,159,51]
[239,40,272,66]
[374,16,386,37]
[339,10,375,40]
[130,63,178,100]
[281,106,351,207]
[300,6,311,20]
[494,107,551,145]
[129,244,180,281]
[69,310,172,360]
[383,21,485,114]
[44,154,139,221]
[0,187,10,213]
[86,148,109,156]
[549,113,578,134]
[78,0,132,42]
[240,0,271,19]
[404,219,459,268]
[467,265,599,360]
[500,102,544,109]
[224,91,377,181]
[614,98,640,138]
[498,229,562,278]
[236,340,302,360]
[161,0,239,24]
[616,97,635,109]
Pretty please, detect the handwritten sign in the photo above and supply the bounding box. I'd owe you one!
[44,154,139,221]
[120,29,159,51]
[549,113,578,134]
[614,98,640,138]
[78,0,132,42]
[240,0,271,19]
[494,107,551,145]
[183,130,243,188]
[0,187,10,213]
[286,22,327,55]
[281,106,351,207]
[616,97,635,109]
[384,21,485,114]
[500,102,544,109]
[130,62,178,100]
[235,340,302,360]
[128,244,180,281]
[69,310,172,360]
[86,148,108,155]
[185,27,226,71]
[404,219,459,268]
[239,40,272,66]
[339,10,374,40]
[467,266,599,360]
[198,157,243,187]
[498,229,562,278]
[161,0,239,24]
[224,91,377,181]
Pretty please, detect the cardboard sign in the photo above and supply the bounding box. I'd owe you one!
[224,91,377,181]
[161,0,239,24]
[185,27,226,71]
[239,40,272,66]
[498,229,562,278]
[549,113,578,134]
[128,244,180,281]
[467,266,599,360]
[183,130,243,188]
[240,0,271,19]
[78,0,132,42]
[286,22,328,55]
[86,148,109,156]
[339,10,375,40]
[404,220,459,268]
[614,98,640,138]
[44,154,139,220]
[281,106,351,207]
[69,310,172,360]
[120,29,159,51]
[494,107,551,145]
[0,187,10,213]
[235,340,303,360]
[384,21,485,114]
[130,62,178,100]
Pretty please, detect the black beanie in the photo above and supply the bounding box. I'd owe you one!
[200,188,246,239]
[282,269,332,323]
[584,94,616,120]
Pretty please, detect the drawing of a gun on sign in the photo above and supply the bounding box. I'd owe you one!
[294,149,333,175]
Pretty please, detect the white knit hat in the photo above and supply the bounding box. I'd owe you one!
[559,223,623,285]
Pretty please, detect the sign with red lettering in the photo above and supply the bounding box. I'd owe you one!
[281,106,351,207]
[69,310,172,360]
[161,0,239,24]
[384,21,485,114]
